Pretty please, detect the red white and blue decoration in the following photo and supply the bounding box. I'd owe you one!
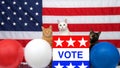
[52,36,90,68]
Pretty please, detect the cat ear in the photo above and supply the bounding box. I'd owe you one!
[90,29,94,34]
[41,26,44,30]
[49,25,52,29]
[98,31,101,36]
[65,19,67,23]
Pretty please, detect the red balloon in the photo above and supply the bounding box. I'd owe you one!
[0,39,24,68]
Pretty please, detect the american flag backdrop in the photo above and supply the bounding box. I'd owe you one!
[0,0,42,47]
[0,0,120,62]
[43,0,120,53]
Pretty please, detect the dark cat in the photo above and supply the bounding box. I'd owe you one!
[89,29,101,68]
[89,29,101,50]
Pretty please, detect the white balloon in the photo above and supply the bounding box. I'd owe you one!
[24,39,52,68]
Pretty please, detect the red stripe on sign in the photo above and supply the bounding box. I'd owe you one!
[43,7,120,15]
[43,23,120,31]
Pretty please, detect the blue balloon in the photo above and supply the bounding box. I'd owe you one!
[90,42,120,68]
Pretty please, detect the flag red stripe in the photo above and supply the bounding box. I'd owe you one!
[43,23,120,31]
[43,7,120,15]
[99,40,120,48]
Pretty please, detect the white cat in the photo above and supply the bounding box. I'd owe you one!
[57,19,70,35]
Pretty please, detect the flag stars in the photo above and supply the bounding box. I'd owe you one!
[13,12,16,15]
[7,17,10,20]
[19,7,22,10]
[30,7,33,10]
[1,1,5,4]
[13,1,16,5]
[35,2,39,5]
[35,12,39,16]
[19,17,22,21]
[36,23,39,26]
[24,2,27,5]
[24,12,28,15]
[78,37,87,47]
[1,22,4,25]
[55,38,64,47]
[1,11,5,15]
[30,17,33,21]
[24,23,28,26]
[78,63,88,68]
[66,37,75,47]
[7,6,11,10]
[13,22,16,26]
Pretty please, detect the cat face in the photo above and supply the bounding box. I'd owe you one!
[58,19,68,31]
[42,26,52,37]
[89,29,101,43]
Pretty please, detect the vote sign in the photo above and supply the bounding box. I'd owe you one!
[52,36,90,68]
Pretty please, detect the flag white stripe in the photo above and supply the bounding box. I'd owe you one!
[0,31,42,39]
[0,31,120,40]
[43,15,120,24]
[43,0,120,8]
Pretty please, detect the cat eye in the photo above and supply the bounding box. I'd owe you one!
[60,24,62,26]
[63,24,65,26]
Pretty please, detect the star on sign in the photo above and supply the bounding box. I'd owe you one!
[66,37,75,47]
[66,63,75,68]
[78,37,87,47]
[55,63,64,68]
[55,38,64,47]
[78,62,88,68]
